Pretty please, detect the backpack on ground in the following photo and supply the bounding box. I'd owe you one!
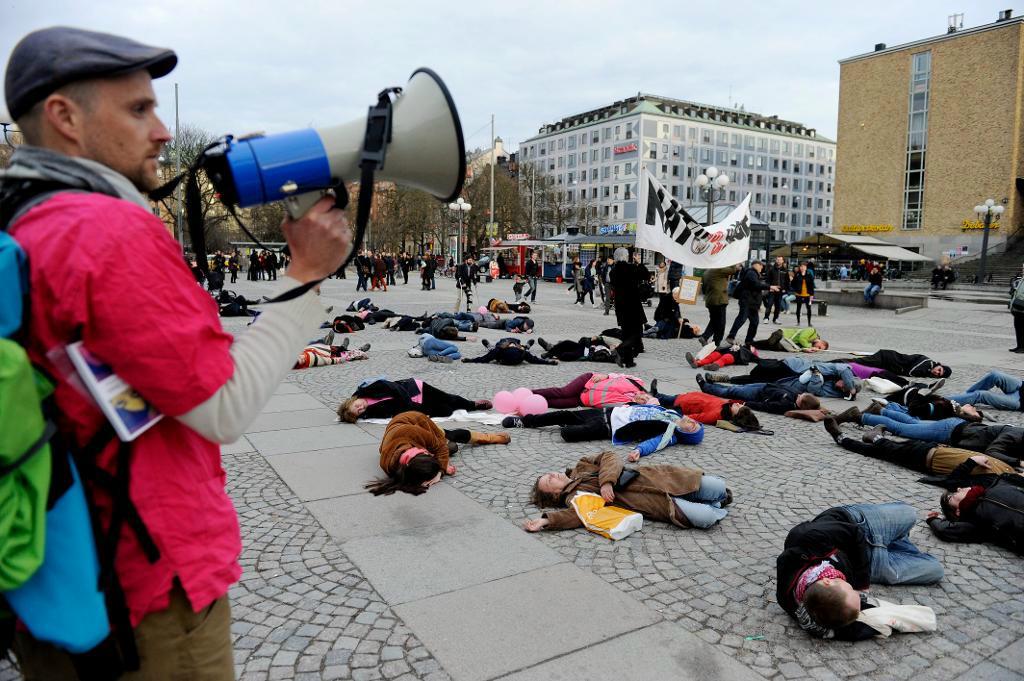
[0,180,158,678]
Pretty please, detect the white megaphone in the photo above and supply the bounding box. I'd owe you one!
[201,67,465,263]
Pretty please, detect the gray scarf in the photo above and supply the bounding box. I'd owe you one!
[0,145,153,214]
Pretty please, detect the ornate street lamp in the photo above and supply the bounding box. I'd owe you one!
[448,197,472,262]
[973,198,1005,284]
[695,166,730,226]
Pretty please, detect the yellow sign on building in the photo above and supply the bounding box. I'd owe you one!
[961,219,1000,230]
[840,224,894,233]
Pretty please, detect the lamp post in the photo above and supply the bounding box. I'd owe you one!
[695,166,731,227]
[973,198,1005,284]
[448,197,471,263]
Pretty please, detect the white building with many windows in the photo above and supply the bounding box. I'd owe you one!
[519,93,836,244]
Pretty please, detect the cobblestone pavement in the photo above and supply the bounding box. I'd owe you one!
[3,274,1022,681]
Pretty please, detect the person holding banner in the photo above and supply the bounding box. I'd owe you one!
[726,261,778,346]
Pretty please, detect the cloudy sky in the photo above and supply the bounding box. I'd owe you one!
[2,1,1015,151]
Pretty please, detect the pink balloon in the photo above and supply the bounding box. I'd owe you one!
[520,394,548,416]
[477,306,489,315]
[512,387,533,401]
[493,390,517,414]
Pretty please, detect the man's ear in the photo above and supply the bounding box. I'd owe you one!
[42,94,85,146]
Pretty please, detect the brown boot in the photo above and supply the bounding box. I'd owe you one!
[704,372,730,384]
[862,425,887,443]
[832,406,861,425]
[469,431,511,445]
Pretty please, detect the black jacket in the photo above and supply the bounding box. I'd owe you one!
[736,267,770,307]
[949,423,1024,467]
[766,264,789,289]
[776,507,875,640]
[790,271,815,297]
[525,259,539,277]
[926,470,1024,555]
[744,383,799,414]
[456,263,474,286]
[844,349,950,378]
[352,379,420,419]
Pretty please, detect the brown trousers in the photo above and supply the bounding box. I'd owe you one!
[12,582,234,681]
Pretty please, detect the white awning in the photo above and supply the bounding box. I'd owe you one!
[853,244,932,262]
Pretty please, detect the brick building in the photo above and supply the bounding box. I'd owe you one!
[834,10,1024,260]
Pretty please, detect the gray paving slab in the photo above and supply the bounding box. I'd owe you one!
[246,423,376,455]
[306,482,493,543]
[994,637,1024,671]
[265,444,381,501]
[244,407,340,433]
[342,511,565,604]
[394,563,662,681]
[272,382,305,395]
[498,621,765,681]
[221,435,255,456]
[259,392,328,413]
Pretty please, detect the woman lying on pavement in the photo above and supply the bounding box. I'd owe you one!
[502,403,703,461]
[835,349,951,379]
[294,339,371,369]
[365,412,511,496]
[523,451,731,531]
[647,384,763,430]
[685,342,758,371]
[925,469,1024,554]
[528,372,657,409]
[825,402,984,446]
[682,376,821,415]
[338,378,493,422]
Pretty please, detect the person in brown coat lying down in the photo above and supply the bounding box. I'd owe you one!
[522,451,731,531]
[366,412,510,496]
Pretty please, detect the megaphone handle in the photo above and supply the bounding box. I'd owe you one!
[283,191,327,220]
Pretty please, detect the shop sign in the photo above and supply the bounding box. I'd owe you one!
[961,219,1000,230]
[506,233,530,240]
[598,223,637,235]
[840,224,893,233]
[613,143,638,154]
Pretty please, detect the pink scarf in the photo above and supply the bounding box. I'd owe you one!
[399,447,429,466]
[795,561,847,603]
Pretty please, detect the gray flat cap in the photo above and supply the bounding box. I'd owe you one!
[4,26,177,120]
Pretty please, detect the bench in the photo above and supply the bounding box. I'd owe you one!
[812,287,928,312]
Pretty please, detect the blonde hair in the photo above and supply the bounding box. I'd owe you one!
[337,396,360,423]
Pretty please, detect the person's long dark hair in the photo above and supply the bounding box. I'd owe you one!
[365,454,443,496]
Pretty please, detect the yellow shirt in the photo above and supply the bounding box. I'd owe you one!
[800,280,808,297]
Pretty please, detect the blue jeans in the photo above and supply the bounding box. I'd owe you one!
[702,382,765,401]
[672,475,729,529]
[863,284,880,302]
[506,317,529,332]
[420,335,461,359]
[841,503,943,585]
[861,403,963,442]
[949,371,1022,410]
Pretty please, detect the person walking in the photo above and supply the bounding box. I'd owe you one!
[1,25,352,678]
[726,261,775,346]
[791,261,814,326]
[247,249,259,281]
[228,250,239,284]
[355,250,370,292]
[610,248,647,353]
[698,265,732,347]
[524,251,540,303]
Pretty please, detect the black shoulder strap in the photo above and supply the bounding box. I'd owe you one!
[0,178,78,231]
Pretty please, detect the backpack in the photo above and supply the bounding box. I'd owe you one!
[0,180,157,678]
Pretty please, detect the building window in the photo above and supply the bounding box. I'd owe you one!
[686,187,693,200]
[625,162,632,174]
[649,146,657,160]
[903,50,931,230]
[770,139,780,153]
[624,185,632,200]
[717,131,728,146]
[701,129,712,143]
[625,128,633,139]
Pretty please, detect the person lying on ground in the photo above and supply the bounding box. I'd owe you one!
[752,327,829,353]
[321,314,365,333]
[216,290,263,317]
[646,386,761,430]
[823,425,1019,474]
[704,356,860,399]
[685,342,758,371]
[415,315,477,341]
[365,412,511,496]
[947,370,1024,411]
[642,316,701,340]
[462,338,556,365]
[529,372,657,409]
[777,503,943,640]
[338,378,493,422]
[293,342,370,369]
[523,451,731,531]
[925,470,1024,555]
[826,402,993,452]
[871,390,982,422]
[677,375,820,415]
[502,403,703,460]
[835,349,951,379]
[486,298,531,314]
[411,333,463,362]
[345,297,377,312]
[536,336,619,363]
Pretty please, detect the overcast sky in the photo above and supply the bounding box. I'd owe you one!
[2,1,1016,151]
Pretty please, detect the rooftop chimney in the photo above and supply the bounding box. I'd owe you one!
[998,9,1013,21]
[874,42,886,51]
